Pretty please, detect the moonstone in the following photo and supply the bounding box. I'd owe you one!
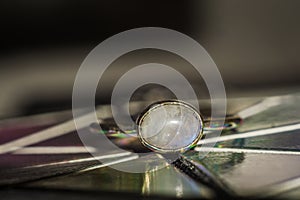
[137,101,203,152]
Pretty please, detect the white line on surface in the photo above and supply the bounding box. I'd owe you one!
[24,151,133,168]
[0,111,96,154]
[237,96,283,119]
[197,123,300,145]
[13,146,97,154]
[195,147,300,155]
[78,154,139,173]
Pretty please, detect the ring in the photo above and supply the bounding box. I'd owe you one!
[137,100,204,153]
[92,100,239,154]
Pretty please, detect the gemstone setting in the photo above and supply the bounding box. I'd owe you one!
[137,100,203,153]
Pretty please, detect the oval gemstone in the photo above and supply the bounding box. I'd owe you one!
[137,101,203,153]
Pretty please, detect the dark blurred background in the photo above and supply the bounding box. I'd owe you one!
[0,0,299,118]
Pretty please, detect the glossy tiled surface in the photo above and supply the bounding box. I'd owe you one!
[1,95,300,199]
